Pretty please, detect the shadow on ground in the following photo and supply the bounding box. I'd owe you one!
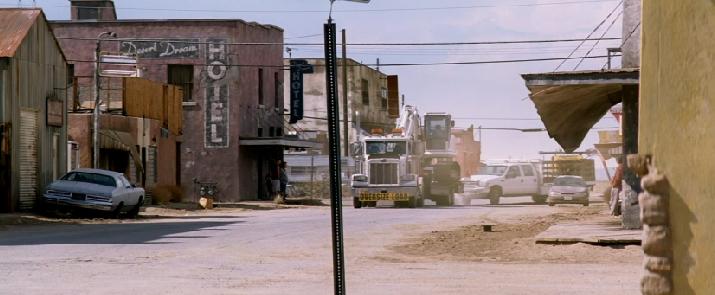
[0,219,241,246]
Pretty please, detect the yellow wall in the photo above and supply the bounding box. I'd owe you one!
[640,1,715,293]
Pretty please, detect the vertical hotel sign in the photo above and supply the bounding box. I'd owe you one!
[205,39,229,148]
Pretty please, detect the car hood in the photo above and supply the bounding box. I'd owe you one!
[468,174,501,182]
[550,185,587,194]
[47,180,116,196]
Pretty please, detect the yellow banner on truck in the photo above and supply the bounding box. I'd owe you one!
[359,192,409,201]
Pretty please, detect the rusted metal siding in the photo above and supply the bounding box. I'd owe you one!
[0,9,40,58]
[4,10,68,210]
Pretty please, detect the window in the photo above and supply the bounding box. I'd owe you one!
[380,87,388,110]
[258,68,264,105]
[361,79,369,105]
[507,166,521,177]
[77,7,99,20]
[61,172,117,187]
[119,175,131,188]
[274,71,281,109]
[168,65,194,102]
[521,165,535,176]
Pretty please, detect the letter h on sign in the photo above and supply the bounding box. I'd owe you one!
[289,59,314,124]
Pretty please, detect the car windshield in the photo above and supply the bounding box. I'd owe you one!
[554,177,586,186]
[365,141,407,155]
[61,172,117,187]
[480,165,507,176]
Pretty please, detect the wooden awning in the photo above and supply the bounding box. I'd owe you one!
[521,68,639,152]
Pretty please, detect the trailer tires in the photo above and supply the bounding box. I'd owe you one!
[353,197,362,209]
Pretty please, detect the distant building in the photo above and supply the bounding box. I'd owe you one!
[451,126,481,177]
[284,58,397,155]
[0,9,68,212]
[51,0,315,201]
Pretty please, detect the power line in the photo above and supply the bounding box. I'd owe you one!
[601,21,640,69]
[55,36,621,47]
[3,0,619,14]
[66,54,618,68]
[573,10,623,70]
[553,0,623,71]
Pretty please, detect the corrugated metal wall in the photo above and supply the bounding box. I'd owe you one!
[7,16,67,210]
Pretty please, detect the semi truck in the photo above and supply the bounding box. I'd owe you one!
[350,105,424,208]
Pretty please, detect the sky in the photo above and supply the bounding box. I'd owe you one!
[5,0,624,162]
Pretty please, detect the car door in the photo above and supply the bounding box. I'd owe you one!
[501,165,522,195]
[519,165,539,194]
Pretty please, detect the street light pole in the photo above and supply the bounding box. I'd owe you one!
[324,1,369,294]
[93,31,116,168]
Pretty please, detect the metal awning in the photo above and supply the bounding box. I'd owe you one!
[239,137,322,149]
[521,68,639,152]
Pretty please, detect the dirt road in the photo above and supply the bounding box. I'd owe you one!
[0,197,641,294]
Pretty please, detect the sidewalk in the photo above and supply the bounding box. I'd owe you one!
[535,210,642,245]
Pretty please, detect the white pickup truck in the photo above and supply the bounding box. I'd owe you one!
[461,161,548,205]
[461,158,595,205]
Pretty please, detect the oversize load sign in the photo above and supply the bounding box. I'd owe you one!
[120,39,199,58]
[205,39,229,148]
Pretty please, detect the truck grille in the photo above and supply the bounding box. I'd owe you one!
[369,162,399,185]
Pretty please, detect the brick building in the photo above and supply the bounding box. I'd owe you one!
[51,0,302,201]
[450,126,481,178]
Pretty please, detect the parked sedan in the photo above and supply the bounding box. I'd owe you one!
[547,175,589,206]
[43,168,145,217]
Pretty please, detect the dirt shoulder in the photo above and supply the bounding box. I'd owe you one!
[386,205,642,264]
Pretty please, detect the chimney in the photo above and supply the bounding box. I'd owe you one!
[70,0,117,21]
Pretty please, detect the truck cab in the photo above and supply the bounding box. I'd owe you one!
[350,134,423,208]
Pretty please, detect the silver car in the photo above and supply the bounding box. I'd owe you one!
[43,168,145,217]
[547,175,589,206]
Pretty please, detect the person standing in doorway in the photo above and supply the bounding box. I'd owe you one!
[279,161,289,201]
[271,160,281,200]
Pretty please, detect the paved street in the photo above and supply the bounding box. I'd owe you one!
[0,198,641,295]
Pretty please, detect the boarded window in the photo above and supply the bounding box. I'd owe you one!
[380,87,388,110]
[258,68,264,105]
[77,7,99,20]
[168,65,194,102]
[361,79,369,106]
[274,71,281,109]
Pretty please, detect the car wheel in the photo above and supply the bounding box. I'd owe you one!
[532,195,547,205]
[548,202,555,207]
[353,197,362,209]
[416,197,424,208]
[489,187,501,205]
[583,201,590,207]
[111,202,124,219]
[126,197,143,218]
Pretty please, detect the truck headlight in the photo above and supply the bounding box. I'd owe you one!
[351,174,368,187]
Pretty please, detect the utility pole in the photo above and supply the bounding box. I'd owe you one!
[341,29,349,158]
